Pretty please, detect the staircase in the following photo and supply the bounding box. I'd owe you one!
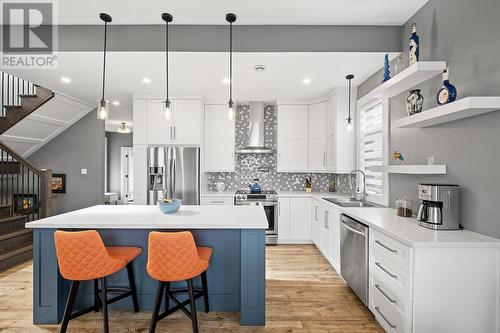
[1,71,55,135]
[0,72,54,272]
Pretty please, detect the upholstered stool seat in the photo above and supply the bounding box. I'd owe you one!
[54,230,142,333]
[147,231,212,333]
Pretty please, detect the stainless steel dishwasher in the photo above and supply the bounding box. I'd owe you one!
[340,214,369,306]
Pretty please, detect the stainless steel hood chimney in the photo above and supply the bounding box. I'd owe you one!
[236,101,273,154]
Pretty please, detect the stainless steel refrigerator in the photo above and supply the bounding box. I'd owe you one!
[148,147,200,205]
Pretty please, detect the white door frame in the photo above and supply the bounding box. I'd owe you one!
[120,147,133,204]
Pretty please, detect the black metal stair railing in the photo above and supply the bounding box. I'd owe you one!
[1,71,37,117]
[0,142,52,222]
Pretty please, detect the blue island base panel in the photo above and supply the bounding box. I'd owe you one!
[32,228,266,326]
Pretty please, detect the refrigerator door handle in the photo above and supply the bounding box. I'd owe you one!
[172,148,177,197]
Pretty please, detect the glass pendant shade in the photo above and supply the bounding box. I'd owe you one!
[163,99,172,120]
[227,100,234,120]
[347,119,354,132]
[97,99,109,120]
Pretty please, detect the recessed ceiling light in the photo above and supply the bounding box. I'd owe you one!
[302,78,311,85]
[254,64,266,72]
[61,77,71,83]
[142,77,151,84]
[222,77,230,84]
[112,101,120,106]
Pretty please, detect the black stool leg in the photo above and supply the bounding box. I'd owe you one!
[93,279,100,312]
[60,280,79,333]
[100,277,109,333]
[164,282,170,312]
[187,279,199,333]
[201,271,209,313]
[126,262,139,313]
[150,281,165,333]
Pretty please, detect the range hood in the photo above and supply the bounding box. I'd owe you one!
[236,101,273,154]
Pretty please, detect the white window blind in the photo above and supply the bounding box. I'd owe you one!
[359,101,383,196]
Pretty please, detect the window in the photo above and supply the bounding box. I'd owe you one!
[358,99,385,200]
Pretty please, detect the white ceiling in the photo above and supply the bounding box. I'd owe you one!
[57,0,428,25]
[7,52,398,130]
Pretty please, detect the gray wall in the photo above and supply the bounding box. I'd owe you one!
[106,132,133,199]
[29,111,105,215]
[358,0,500,238]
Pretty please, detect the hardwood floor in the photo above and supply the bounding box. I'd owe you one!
[0,245,382,332]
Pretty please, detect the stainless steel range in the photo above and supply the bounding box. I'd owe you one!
[234,190,278,245]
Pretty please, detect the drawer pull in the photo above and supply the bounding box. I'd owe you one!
[375,240,398,253]
[375,306,397,329]
[375,262,397,279]
[375,284,397,304]
[210,201,225,204]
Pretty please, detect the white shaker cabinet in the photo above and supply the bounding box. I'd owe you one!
[133,98,202,146]
[204,104,235,172]
[277,105,308,172]
[278,196,312,243]
[308,102,327,172]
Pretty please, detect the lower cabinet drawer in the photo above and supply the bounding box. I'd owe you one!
[370,273,412,331]
[370,248,413,301]
[370,289,411,333]
[201,196,234,205]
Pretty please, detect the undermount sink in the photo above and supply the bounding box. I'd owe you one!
[322,198,382,208]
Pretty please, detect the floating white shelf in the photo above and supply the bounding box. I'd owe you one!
[358,61,446,106]
[370,165,447,175]
[393,96,500,128]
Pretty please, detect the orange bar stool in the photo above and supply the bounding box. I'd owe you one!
[54,230,142,333]
[147,231,212,333]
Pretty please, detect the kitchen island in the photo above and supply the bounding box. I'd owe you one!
[26,205,267,326]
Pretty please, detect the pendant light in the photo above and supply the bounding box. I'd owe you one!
[346,74,354,132]
[226,13,236,120]
[117,122,130,133]
[162,13,173,119]
[97,13,112,120]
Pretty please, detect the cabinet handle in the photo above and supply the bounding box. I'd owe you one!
[375,240,398,253]
[278,202,280,215]
[374,307,397,329]
[374,284,397,304]
[210,200,225,204]
[170,126,173,140]
[324,211,329,229]
[375,262,397,279]
[315,206,319,221]
[323,152,326,167]
[173,126,176,140]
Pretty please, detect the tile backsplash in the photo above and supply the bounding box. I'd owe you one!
[204,104,353,194]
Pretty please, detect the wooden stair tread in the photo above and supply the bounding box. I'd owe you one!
[0,243,32,262]
[0,228,31,241]
[0,215,27,223]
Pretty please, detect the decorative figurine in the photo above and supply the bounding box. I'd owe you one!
[406,89,424,116]
[409,23,420,66]
[437,67,457,105]
[382,54,391,82]
[393,151,407,165]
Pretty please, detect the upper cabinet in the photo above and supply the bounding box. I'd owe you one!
[277,88,356,173]
[277,105,309,172]
[204,104,235,172]
[133,98,202,146]
[308,102,327,172]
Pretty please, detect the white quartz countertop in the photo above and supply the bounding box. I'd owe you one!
[280,191,500,248]
[25,205,268,229]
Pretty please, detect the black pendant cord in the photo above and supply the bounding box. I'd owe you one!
[166,20,169,102]
[101,21,108,102]
[229,20,232,104]
[346,74,354,123]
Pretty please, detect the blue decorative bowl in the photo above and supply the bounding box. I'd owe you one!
[158,199,182,214]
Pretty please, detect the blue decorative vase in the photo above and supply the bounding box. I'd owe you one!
[437,68,457,105]
[382,54,391,82]
[409,23,420,66]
